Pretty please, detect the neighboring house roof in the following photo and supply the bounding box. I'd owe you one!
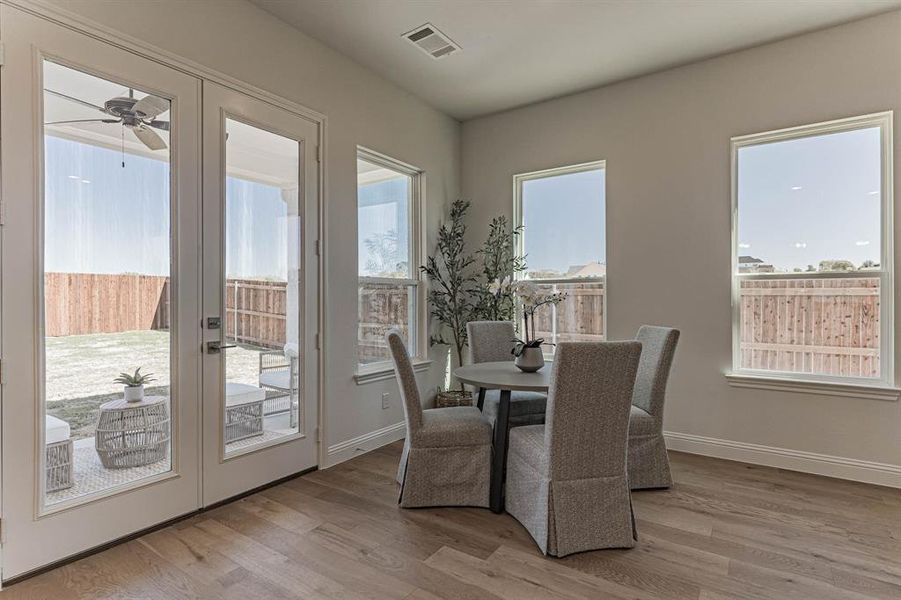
[565,262,607,277]
[738,255,764,264]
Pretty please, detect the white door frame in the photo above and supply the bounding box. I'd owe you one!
[3,0,330,467]
[200,80,321,505]
[0,0,329,581]
[0,5,203,578]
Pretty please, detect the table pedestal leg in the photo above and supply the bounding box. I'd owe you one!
[490,388,511,513]
[476,387,486,411]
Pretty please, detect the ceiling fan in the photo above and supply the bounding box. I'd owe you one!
[44,88,170,151]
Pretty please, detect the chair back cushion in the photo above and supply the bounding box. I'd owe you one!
[632,326,680,416]
[467,321,516,364]
[544,341,642,481]
[386,329,423,432]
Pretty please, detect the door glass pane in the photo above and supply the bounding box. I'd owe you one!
[224,118,301,456]
[43,60,173,506]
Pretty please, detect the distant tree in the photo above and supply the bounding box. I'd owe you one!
[363,229,406,277]
[860,260,877,269]
[806,264,816,272]
[818,259,854,272]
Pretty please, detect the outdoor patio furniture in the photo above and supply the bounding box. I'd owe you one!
[259,342,299,427]
[225,382,266,443]
[45,414,74,492]
[95,396,170,469]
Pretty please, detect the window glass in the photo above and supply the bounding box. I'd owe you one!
[737,128,881,274]
[734,119,888,381]
[522,168,605,279]
[357,154,419,369]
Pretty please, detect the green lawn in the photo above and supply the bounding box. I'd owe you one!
[46,330,268,440]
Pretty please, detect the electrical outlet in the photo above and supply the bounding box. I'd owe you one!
[381,392,390,410]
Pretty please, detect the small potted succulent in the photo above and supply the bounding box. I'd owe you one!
[511,281,567,372]
[114,367,156,403]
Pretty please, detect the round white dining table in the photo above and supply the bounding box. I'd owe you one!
[454,361,551,513]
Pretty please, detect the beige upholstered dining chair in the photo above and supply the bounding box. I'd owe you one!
[387,330,492,508]
[628,325,680,490]
[466,321,547,426]
[505,341,642,556]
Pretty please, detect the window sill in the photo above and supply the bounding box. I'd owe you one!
[724,372,901,402]
[354,360,432,385]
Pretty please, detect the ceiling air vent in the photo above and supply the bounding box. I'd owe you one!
[402,23,460,60]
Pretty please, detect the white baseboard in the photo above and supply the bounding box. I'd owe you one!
[664,431,901,489]
[324,422,405,468]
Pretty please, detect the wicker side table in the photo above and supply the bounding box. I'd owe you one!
[95,396,170,469]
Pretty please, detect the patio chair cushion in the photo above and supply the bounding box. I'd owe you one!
[225,382,266,407]
[259,370,291,390]
[45,414,71,445]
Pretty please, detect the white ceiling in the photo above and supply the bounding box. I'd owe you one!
[250,0,901,120]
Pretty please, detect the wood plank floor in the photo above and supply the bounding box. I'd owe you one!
[4,441,901,599]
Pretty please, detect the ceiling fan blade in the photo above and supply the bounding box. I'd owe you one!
[132,95,169,119]
[44,89,108,114]
[131,124,167,151]
[45,118,120,126]
[147,120,170,131]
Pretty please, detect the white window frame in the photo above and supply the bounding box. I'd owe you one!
[513,160,607,350]
[729,112,895,391]
[354,146,427,382]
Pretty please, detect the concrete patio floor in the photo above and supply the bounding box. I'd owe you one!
[44,330,299,505]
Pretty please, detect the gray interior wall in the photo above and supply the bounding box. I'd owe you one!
[462,11,901,471]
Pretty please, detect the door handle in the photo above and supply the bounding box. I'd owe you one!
[206,340,237,354]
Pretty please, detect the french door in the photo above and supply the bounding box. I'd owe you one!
[0,5,320,580]
[0,6,202,579]
[200,82,319,505]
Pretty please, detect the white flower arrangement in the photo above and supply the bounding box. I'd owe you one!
[511,281,568,355]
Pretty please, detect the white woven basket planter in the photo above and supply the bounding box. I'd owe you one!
[95,397,170,469]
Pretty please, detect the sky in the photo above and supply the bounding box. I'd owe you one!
[357,176,410,278]
[47,125,878,282]
[522,168,605,275]
[45,135,290,279]
[737,127,881,272]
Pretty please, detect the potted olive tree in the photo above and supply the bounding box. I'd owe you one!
[114,367,156,403]
[475,215,527,322]
[422,200,479,407]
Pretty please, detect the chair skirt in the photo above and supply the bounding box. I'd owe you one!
[398,442,491,508]
[506,449,635,556]
[628,432,673,490]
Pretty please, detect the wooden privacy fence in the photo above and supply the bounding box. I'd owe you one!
[44,273,169,337]
[45,273,288,350]
[738,277,880,378]
[532,281,605,344]
[225,278,286,350]
[357,282,411,365]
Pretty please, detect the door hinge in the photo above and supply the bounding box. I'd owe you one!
[314,239,320,256]
[315,427,320,443]
[315,145,321,163]
[314,333,320,350]
[0,43,5,67]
